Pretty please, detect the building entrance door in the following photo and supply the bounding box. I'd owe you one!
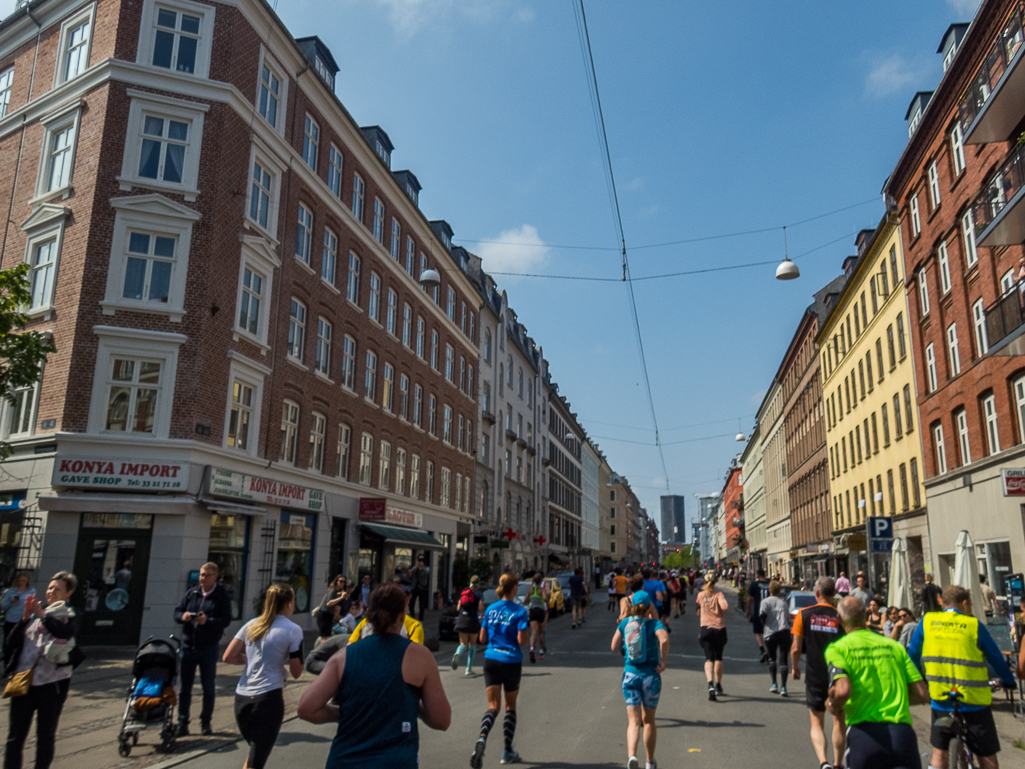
[72,514,153,646]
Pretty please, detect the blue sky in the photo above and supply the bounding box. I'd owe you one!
[0,0,981,536]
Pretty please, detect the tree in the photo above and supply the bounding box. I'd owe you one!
[0,263,56,459]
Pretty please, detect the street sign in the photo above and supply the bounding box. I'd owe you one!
[867,516,893,553]
[490,540,510,549]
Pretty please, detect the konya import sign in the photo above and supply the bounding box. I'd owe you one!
[54,458,189,490]
[209,468,324,511]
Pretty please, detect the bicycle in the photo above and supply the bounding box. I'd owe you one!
[935,684,1016,769]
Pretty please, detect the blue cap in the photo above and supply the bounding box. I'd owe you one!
[631,591,651,607]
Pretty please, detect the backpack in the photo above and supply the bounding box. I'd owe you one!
[623,618,648,663]
[459,589,476,612]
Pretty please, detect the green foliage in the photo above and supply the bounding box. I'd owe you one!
[0,263,55,459]
[661,545,695,571]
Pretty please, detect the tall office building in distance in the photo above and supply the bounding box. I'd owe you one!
[660,495,686,543]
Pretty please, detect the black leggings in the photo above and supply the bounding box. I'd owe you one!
[845,721,921,769]
[5,679,70,769]
[234,689,285,769]
[764,630,791,686]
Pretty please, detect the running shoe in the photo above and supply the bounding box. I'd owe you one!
[470,738,486,769]
[529,648,535,664]
[501,749,521,764]
[769,683,779,694]
[572,622,577,630]
[628,757,640,769]
[465,670,473,676]
[780,686,788,698]
[715,682,723,696]
[539,647,546,660]
[451,654,459,671]
[707,683,716,702]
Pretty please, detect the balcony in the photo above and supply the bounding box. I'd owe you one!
[958,6,1025,144]
[984,281,1025,355]
[973,141,1025,248]
[481,410,495,425]
[505,429,517,441]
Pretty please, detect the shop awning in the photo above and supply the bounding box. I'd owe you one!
[360,523,446,550]
[38,493,196,515]
[199,497,269,516]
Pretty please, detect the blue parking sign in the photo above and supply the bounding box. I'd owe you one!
[867,517,893,552]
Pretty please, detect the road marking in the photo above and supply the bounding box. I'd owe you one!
[546,650,763,662]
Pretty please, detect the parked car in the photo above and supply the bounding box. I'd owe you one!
[786,590,817,619]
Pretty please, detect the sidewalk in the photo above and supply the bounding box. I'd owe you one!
[3,609,448,769]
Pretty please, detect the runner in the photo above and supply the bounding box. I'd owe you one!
[692,571,705,597]
[745,568,771,663]
[696,572,728,701]
[524,573,550,664]
[607,570,619,611]
[452,576,484,676]
[758,579,792,696]
[656,571,672,629]
[614,570,629,611]
[641,569,668,632]
[568,568,589,629]
[824,597,929,769]
[612,591,669,769]
[667,572,682,619]
[791,576,846,769]
[907,584,1016,769]
[470,573,529,767]
[347,578,425,644]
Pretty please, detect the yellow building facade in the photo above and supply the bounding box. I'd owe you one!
[817,213,930,581]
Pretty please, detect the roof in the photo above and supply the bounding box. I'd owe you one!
[905,91,934,120]
[937,22,970,54]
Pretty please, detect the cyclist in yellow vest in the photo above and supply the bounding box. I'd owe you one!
[908,585,1015,769]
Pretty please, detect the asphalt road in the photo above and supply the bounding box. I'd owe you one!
[168,586,867,769]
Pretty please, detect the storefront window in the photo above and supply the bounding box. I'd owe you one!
[357,546,378,584]
[276,512,316,612]
[394,547,413,579]
[82,513,152,529]
[208,514,249,620]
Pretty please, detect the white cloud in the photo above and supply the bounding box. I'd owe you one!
[864,53,931,98]
[477,224,549,275]
[947,0,981,17]
[370,0,532,37]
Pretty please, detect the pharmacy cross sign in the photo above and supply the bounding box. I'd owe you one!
[503,528,517,541]
[535,535,546,546]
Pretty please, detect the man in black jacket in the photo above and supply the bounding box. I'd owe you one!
[173,562,231,736]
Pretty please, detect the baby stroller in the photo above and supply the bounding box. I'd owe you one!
[117,636,180,756]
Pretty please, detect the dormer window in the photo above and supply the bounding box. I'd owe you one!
[908,108,923,138]
[406,183,417,205]
[441,232,450,249]
[314,57,334,90]
[375,141,390,167]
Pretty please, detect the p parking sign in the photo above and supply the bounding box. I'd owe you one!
[867,517,893,553]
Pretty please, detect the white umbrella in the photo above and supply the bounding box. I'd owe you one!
[952,530,987,622]
[887,538,914,611]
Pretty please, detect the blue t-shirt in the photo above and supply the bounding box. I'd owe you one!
[617,617,665,675]
[643,580,665,607]
[483,600,529,663]
[568,575,585,597]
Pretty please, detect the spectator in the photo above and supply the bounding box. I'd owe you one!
[409,556,431,621]
[834,571,851,597]
[173,562,232,736]
[334,601,363,636]
[979,574,998,617]
[297,583,451,766]
[883,605,899,638]
[360,574,372,606]
[1,572,35,670]
[890,607,918,648]
[920,572,942,615]
[867,599,885,635]
[850,574,873,606]
[315,576,351,644]
[4,571,81,769]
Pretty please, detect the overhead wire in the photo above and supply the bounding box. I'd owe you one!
[574,0,670,492]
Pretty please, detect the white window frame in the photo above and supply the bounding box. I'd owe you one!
[321,227,337,287]
[402,303,412,347]
[308,411,326,472]
[243,142,284,241]
[956,408,971,466]
[233,235,279,349]
[359,432,373,485]
[351,173,364,222]
[395,447,406,495]
[33,102,83,203]
[54,4,95,86]
[910,194,921,237]
[386,288,397,336]
[88,325,185,439]
[137,0,215,79]
[918,269,930,316]
[983,394,1000,456]
[118,92,207,201]
[287,297,306,363]
[927,161,941,208]
[1002,269,1016,295]
[390,218,400,259]
[933,423,947,475]
[925,343,937,393]
[368,272,381,322]
[314,317,332,378]
[255,48,287,135]
[947,323,961,376]
[223,352,269,457]
[938,241,951,294]
[341,335,357,392]
[378,440,391,490]
[327,143,343,197]
[336,423,352,480]
[382,362,394,412]
[373,198,384,242]
[0,68,13,120]
[1014,375,1025,443]
[279,399,299,464]
[302,113,319,171]
[962,209,978,268]
[972,298,989,356]
[951,123,965,176]
[101,194,201,322]
[346,252,361,305]
[365,350,377,401]
[295,202,313,265]
[0,377,41,442]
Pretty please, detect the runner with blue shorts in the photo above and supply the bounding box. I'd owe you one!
[611,591,669,769]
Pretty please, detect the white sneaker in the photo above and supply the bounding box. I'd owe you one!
[628,757,640,769]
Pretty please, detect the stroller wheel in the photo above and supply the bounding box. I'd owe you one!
[117,740,131,758]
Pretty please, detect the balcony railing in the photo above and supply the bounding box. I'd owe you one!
[973,141,1025,247]
[985,281,1024,350]
[958,5,1025,143]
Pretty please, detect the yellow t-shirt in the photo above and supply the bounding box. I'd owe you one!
[347,614,424,644]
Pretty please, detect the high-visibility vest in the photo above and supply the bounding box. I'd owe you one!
[920,610,991,707]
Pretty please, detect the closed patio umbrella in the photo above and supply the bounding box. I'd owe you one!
[952,530,987,622]
[887,538,914,612]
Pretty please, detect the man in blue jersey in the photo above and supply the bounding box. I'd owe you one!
[641,569,668,634]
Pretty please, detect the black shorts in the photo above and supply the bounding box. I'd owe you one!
[528,607,547,624]
[845,721,921,769]
[234,689,285,769]
[805,676,830,712]
[659,602,671,618]
[483,658,522,692]
[930,706,1000,757]
[699,626,727,661]
[750,615,765,635]
[570,595,587,608]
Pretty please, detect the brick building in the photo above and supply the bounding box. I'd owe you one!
[544,381,585,571]
[0,0,483,645]
[780,276,845,583]
[883,1,1025,593]
[720,463,743,566]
